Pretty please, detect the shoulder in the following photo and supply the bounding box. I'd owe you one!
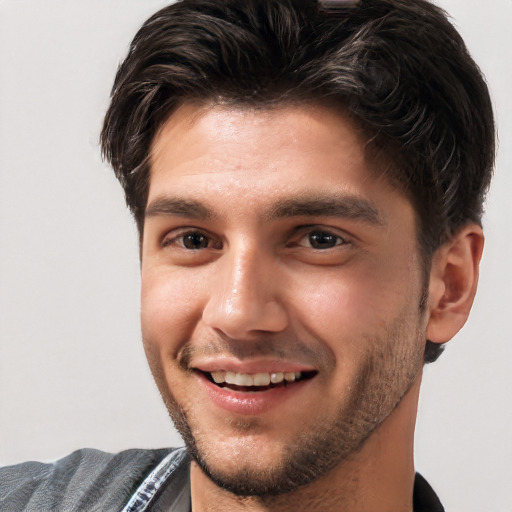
[0,447,182,511]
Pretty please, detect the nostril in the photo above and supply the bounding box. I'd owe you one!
[202,298,288,338]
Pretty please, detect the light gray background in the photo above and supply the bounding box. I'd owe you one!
[0,1,510,511]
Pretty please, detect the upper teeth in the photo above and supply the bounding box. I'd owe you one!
[210,371,302,386]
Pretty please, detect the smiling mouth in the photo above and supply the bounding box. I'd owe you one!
[199,370,317,392]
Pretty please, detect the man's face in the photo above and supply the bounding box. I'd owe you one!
[141,103,427,495]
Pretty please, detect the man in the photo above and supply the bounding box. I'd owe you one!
[0,0,495,511]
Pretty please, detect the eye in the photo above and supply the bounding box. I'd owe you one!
[307,230,344,249]
[162,230,222,250]
[181,232,209,250]
[285,226,353,265]
[296,229,347,250]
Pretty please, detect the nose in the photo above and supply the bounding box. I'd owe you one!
[202,243,288,339]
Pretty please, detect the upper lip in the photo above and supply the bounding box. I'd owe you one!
[192,357,317,375]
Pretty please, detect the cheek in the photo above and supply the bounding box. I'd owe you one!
[290,257,421,339]
[141,269,206,354]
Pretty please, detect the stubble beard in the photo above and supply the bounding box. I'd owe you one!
[150,311,425,498]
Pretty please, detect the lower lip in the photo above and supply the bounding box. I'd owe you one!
[197,372,314,415]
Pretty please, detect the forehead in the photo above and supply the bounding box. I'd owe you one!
[147,102,400,219]
[151,102,366,164]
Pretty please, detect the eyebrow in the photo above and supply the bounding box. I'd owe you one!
[145,193,385,227]
[145,197,214,219]
[264,195,385,226]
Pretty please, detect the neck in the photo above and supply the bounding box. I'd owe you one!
[190,373,422,512]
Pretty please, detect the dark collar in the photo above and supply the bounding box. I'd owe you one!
[414,473,444,512]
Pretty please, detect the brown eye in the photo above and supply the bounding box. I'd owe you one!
[162,229,222,252]
[308,231,343,249]
[182,232,210,249]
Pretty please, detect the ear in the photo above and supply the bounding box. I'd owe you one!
[426,224,484,344]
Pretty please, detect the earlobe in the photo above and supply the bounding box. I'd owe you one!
[426,224,484,344]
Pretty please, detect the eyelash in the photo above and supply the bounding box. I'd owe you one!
[162,229,222,250]
[290,227,350,250]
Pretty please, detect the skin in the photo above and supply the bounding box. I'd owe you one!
[140,102,483,511]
